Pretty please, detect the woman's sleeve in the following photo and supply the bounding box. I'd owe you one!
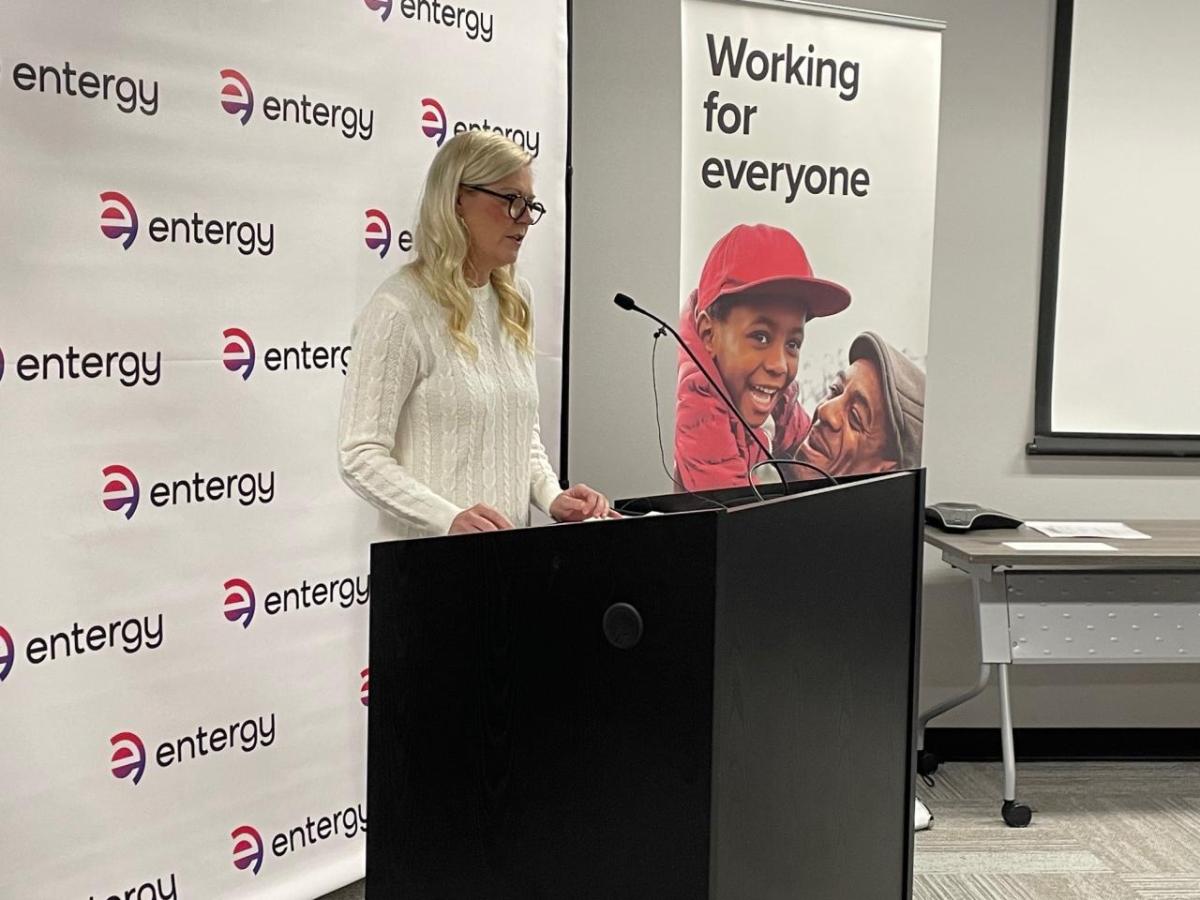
[529,413,564,514]
[338,294,463,535]
[518,275,565,514]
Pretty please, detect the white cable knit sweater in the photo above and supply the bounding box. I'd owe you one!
[338,267,563,539]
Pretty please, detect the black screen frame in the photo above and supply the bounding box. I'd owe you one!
[1028,0,1200,458]
[558,0,574,482]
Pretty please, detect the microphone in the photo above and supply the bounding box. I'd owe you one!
[612,292,785,487]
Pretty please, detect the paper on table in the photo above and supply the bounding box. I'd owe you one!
[1024,521,1151,540]
[1004,541,1118,552]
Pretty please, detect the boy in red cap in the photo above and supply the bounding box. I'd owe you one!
[675,224,851,491]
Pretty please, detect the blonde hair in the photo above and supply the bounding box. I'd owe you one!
[408,130,534,356]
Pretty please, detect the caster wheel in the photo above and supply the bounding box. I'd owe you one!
[917,750,940,778]
[1002,800,1032,828]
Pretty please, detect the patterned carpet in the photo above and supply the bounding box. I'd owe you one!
[321,762,1200,899]
[915,761,1200,900]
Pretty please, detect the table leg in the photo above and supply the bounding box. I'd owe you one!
[916,664,991,776]
[916,573,993,778]
[997,662,1031,827]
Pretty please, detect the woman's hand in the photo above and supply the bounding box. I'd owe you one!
[549,484,619,523]
[449,503,515,534]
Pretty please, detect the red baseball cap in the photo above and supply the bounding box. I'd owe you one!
[696,224,851,318]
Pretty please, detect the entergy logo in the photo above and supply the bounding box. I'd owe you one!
[364,209,392,258]
[420,97,447,146]
[99,191,139,250]
[220,69,254,125]
[364,0,393,22]
[101,464,141,520]
[223,578,256,629]
[0,626,14,683]
[231,825,265,876]
[222,328,256,380]
[110,731,147,786]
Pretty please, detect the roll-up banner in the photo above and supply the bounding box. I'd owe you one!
[677,0,941,491]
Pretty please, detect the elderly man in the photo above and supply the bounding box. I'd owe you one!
[792,331,924,477]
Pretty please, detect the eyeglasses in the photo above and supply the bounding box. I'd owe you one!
[462,184,546,225]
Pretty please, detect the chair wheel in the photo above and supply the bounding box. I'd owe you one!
[917,749,940,777]
[1002,800,1032,827]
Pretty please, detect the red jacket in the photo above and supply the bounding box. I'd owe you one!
[674,290,812,491]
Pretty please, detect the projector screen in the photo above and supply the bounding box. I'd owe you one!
[1030,0,1200,456]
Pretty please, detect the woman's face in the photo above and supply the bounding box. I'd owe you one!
[795,358,898,475]
[456,165,534,283]
[697,295,807,428]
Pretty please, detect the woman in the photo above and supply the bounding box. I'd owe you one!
[338,131,611,536]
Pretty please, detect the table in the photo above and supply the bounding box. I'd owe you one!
[920,520,1200,826]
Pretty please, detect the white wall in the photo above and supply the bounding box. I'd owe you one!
[570,0,1200,727]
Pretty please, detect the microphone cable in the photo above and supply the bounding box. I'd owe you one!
[613,328,730,516]
[748,458,838,504]
[613,292,837,511]
[649,327,729,512]
[614,293,789,490]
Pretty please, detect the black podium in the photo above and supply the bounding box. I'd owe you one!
[367,470,924,899]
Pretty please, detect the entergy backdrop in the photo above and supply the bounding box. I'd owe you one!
[0,2,568,898]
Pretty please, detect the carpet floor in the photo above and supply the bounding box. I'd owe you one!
[914,761,1200,899]
[320,761,1200,899]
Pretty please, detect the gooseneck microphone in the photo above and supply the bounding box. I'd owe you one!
[612,292,787,488]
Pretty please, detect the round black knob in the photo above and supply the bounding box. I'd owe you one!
[603,603,643,649]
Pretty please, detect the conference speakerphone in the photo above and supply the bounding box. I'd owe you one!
[925,502,1022,533]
